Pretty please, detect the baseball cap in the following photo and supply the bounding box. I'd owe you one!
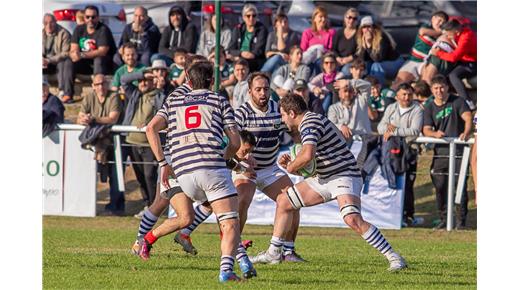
[360,16,374,27]
[294,79,308,90]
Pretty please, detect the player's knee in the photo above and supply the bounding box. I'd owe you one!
[284,186,305,210]
[177,213,194,228]
[341,204,362,230]
[218,212,240,234]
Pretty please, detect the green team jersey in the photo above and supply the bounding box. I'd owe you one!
[111,64,146,88]
[409,24,436,62]
[370,88,396,112]
[169,64,184,80]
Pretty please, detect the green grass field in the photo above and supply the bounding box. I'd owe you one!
[43,216,476,289]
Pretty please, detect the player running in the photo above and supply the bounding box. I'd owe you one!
[250,92,407,272]
[138,61,255,282]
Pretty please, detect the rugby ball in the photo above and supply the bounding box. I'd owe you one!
[289,143,317,178]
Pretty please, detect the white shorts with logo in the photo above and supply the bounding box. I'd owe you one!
[398,60,425,79]
[232,163,287,191]
[177,168,237,203]
[305,175,363,202]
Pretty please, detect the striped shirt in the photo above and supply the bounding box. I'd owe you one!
[157,88,236,177]
[160,84,192,163]
[235,99,285,170]
[299,111,361,179]
[409,24,436,62]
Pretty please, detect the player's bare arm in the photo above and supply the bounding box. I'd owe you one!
[145,115,170,188]
[286,144,316,174]
[223,126,241,160]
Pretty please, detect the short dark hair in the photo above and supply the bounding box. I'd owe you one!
[210,45,226,56]
[364,75,379,86]
[432,10,449,22]
[350,57,365,70]
[248,72,270,90]
[431,74,449,86]
[396,82,413,93]
[413,80,431,97]
[279,93,308,115]
[239,130,257,147]
[234,58,249,69]
[274,13,288,25]
[187,61,214,90]
[84,5,99,16]
[121,42,137,52]
[185,54,208,71]
[174,48,188,56]
[441,20,462,32]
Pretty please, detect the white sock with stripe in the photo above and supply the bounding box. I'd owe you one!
[362,225,395,259]
[282,241,295,255]
[137,210,158,239]
[268,236,283,256]
[220,255,235,273]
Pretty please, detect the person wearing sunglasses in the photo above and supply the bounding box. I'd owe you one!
[70,5,117,76]
[229,3,268,72]
[332,8,360,78]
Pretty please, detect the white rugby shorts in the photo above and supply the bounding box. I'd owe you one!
[398,60,425,79]
[232,163,287,191]
[305,175,363,202]
[177,168,237,203]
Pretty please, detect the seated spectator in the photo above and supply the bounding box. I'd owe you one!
[356,16,405,85]
[271,46,311,99]
[333,8,359,77]
[293,79,324,115]
[471,112,477,202]
[120,68,166,214]
[392,11,448,90]
[77,74,124,215]
[42,13,74,104]
[349,57,366,80]
[229,3,268,72]
[261,13,301,74]
[168,48,187,87]
[114,6,161,67]
[111,43,146,92]
[231,58,251,109]
[308,52,344,114]
[75,10,85,25]
[197,13,232,58]
[149,59,174,96]
[365,76,396,131]
[328,78,376,139]
[421,19,477,111]
[300,6,336,74]
[412,80,433,108]
[69,5,117,76]
[209,46,235,98]
[42,77,65,137]
[153,5,198,66]
[377,83,424,226]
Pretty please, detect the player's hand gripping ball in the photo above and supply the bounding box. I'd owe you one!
[289,143,317,178]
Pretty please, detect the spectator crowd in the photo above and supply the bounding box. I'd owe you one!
[42,3,477,229]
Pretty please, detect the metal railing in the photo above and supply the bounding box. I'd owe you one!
[56,124,475,231]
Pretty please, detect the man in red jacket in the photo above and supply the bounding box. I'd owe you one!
[421,19,477,109]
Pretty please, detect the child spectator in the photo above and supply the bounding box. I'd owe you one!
[365,75,396,131]
[111,43,146,92]
[168,48,187,87]
[308,52,344,113]
[349,57,366,80]
[209,46,235,98]
[412,80,433,108]
[231,58,250,109]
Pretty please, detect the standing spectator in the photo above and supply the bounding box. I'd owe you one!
[308,52,343,113]
[293,79,324,115]
[271,46,311,99]
[422,75,472,230]
[111,43,146,92]
[328,78,376,139]
[197,13,232,58]
[392,11,448,90]
[231,58,251,109]
[300,6,336,74]
[42,13,74,104]
[261,13,301,74]
[332,8,359,77]
[377,83,424,226]
[77,74,124,215]
[70,5,117,76]
[114,6,161,67]
[471,112,477,203]
[120,69,166,217]
[422,19,477,111]
[229,3,268,72]
[154,5,198,66]
[42,77,65,137]
[356,16,404,85]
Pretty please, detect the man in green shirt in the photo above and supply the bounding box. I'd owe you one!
[111,43,146,92]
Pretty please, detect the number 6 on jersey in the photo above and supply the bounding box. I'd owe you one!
[185,105,202,129]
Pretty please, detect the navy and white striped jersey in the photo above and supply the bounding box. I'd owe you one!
[157,88,236,177]
[160,84,192,163]
[299,111,361,179]
[235,99,285,170]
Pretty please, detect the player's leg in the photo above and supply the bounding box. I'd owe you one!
[137,192,195,260]
[235,179,257,232]
[262,174,305,262]
[251,179,325,264]
[334,177,407,272]
[175,202,213,255]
